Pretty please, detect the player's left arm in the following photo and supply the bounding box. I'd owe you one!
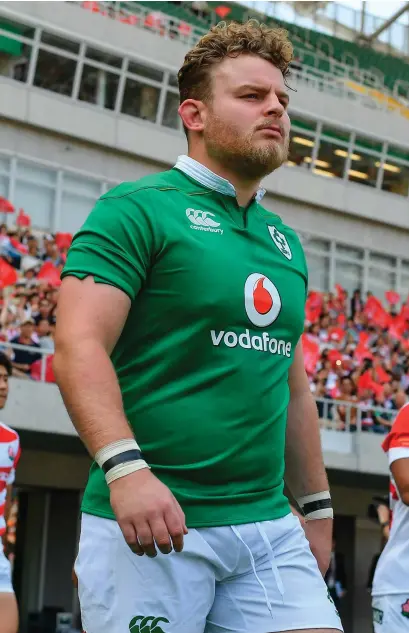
[390,457,409,506]
[286,339,332,575]
[385,405,409,506]
[2,437,21,547]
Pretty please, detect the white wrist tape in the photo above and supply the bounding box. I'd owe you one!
[297,491,333,521]
[95,439,150,485]
[95,439,141,468]
[105,460,149,485]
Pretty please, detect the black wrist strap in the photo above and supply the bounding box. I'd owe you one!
[302,498,333,516]
[102,449,144,474]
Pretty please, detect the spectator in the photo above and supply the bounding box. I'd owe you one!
[37,317,55,352]
[9,319,41,376]
[334,376,358,431]
[350,289,363,318]
[32,299,51,325]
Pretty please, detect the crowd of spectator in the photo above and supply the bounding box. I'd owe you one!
[304,286,409,433]
[0,224,71,382]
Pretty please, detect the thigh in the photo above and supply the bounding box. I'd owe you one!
[76,513,215,633]
[372,595,409,633]
[0,593,18,633]
[206,514,343,633]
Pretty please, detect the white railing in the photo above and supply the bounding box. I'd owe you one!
[316,396,396,434]
[291,66,409,118]
[0,342,54,383]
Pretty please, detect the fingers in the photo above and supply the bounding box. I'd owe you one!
[174,498,189,535]
[165,503,186,553]
[121,523,144,556]
[137,522,157,558]
[149,517,172,555]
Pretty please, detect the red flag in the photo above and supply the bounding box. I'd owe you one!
[30,355,56,383]
[335,283,346,300]
[385,290,400,305]
[16,208,31,227]
[215,5,231,18]
[306,291,323,310]
[37,262,61,286]
[55,232,73,250]
[359,331,371,347]
[302,334,320,374]
[0,258,18,286]
[364,295,391,328]
[357,371,373,391]
[9,237,28,255]
[0,197,14,213]
[375,365,391,384]
[354,343,373,364]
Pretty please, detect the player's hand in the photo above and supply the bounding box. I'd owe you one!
[303,517,332,576]
[109,468,188,558]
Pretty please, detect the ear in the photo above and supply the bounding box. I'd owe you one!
[178,99,206,133]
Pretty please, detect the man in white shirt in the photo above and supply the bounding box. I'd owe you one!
[0,352,20,633]
[372,402,409,632]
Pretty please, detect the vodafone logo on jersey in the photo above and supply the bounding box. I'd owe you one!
[210,272,291,357]
[244,273,281,328]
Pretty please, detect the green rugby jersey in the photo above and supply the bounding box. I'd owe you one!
[62,156,308,527]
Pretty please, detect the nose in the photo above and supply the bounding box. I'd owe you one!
[264,94,285,118]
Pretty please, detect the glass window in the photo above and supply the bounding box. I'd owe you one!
[162,92,180,129]
[402,260,409,274]
[14,181,55,229]
[0,174,9,197]
[348,153,378,187]
[168,73,178,87]
[369,252,396,268]
[380,160,409,197]
[16,161,56,186]
[355,135,383,154]
[63,173,101,198]
[122,78,160,123]
[400,274,409,303]
[287,129,314,168]
[321,124,350,144]
[335,261,363,296]
[85,47,122,68]
[127,60,163,82]
[78,65,119,110]
[387,144,409,163]
[0,43,31,83]
[336,244,364,260]
[33,49,76,97]
[303,237,330,252]
[368,268,395,299]
[40,31,80,54]
[0,156,10,174]
[315,139,345,179]
[305,253,329,291]
[291,116,316,133]
[59,191,94,233]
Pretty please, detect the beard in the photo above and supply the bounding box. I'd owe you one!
[203,112,289,180]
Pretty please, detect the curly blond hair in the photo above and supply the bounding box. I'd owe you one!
[178,20,293,104]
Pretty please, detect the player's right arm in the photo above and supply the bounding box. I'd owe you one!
[54,194,187,558]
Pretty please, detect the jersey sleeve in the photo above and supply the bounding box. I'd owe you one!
[382,404,409,466]
[61,191,159,301]
[7,435,20,486]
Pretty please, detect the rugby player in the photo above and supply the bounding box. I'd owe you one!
[372,401,409,632]
[55,20,341,633]
[0,353,20,633]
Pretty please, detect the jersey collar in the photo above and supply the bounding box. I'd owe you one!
[175,155,266,203]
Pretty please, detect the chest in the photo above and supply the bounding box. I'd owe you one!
[138,199,307,343]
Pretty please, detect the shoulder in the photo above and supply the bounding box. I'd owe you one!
[0,422,19,443]
[101,170,183,202]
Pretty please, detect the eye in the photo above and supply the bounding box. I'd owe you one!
[242,93,259,100]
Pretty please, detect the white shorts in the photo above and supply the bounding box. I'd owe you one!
[373,595,409,633]
[0,546,13,593]
[75,512,342,633]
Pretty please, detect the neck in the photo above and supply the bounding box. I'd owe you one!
[188,148,261,207]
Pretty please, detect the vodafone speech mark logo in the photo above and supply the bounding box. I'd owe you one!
[210,273,291,357]
[244,273,281,327]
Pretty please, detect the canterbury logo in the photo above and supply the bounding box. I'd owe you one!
[129,615,170,633]
[186,208,220,227]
